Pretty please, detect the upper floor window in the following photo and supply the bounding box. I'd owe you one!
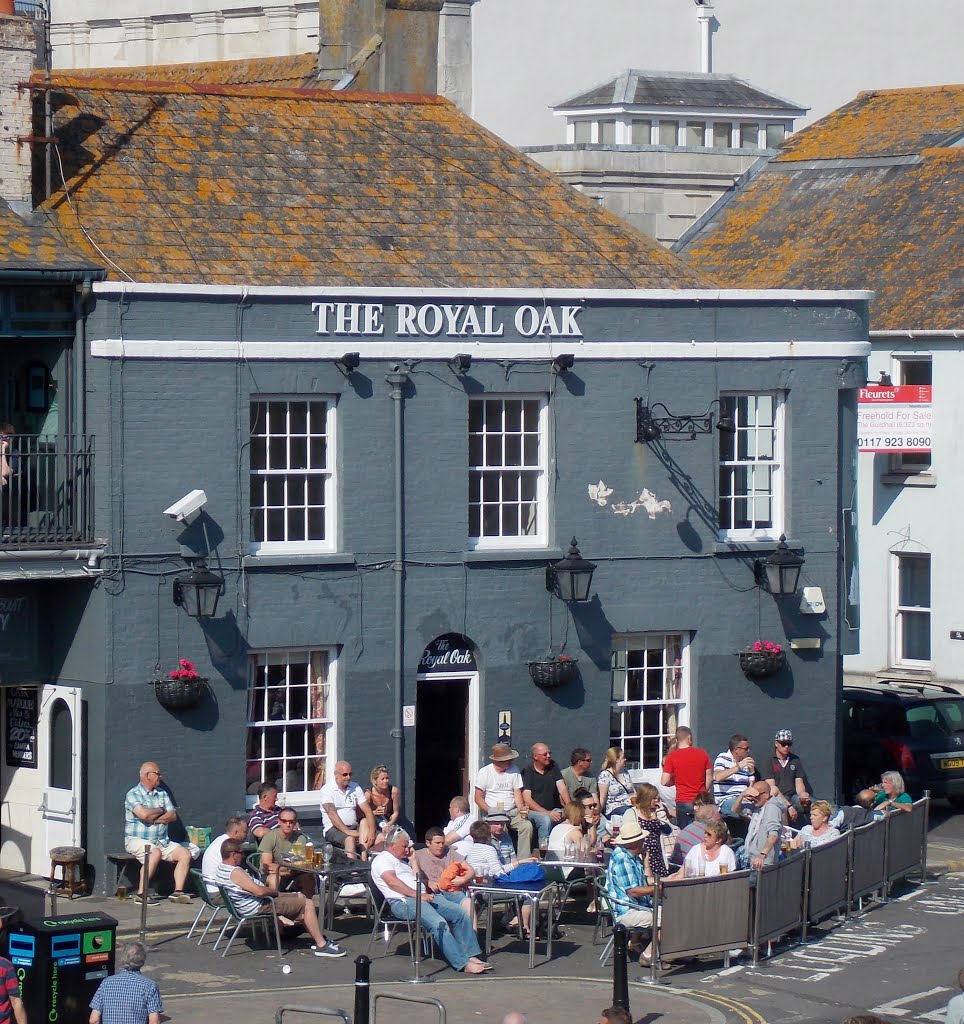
[895,553,931,665]
[712,122,733,148]
[739,122,761,149]
[468,397,547,549]
[249,398,336,554]
[718,393,784,540]
[766,123,787,147]
[892,357,932,474]
[598,119,617,144]
[573,120,591,144]
[246,648,335,800]
[658,120,679,146]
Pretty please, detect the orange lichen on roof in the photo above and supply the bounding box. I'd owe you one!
[54,53,324,90]
[0,200,97,272]
[682,146,964,331]
[38,75,710,289]
[776,84,964,162]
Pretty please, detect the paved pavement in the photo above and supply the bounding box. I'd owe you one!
[0,806,960,1024]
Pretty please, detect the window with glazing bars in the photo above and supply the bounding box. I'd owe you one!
[246,649,334,795]
[718,393,783,538]
[249,398,333,551]
[468,397,546,546]
[610,634,687,770]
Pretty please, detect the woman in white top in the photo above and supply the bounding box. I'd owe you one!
[547,803,587,878]
[598,747,635,822]
[792,800,841,850]
[681,820,736,878]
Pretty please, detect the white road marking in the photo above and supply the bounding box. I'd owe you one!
[870,987,952,1018]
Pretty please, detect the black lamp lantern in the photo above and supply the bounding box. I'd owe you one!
[758,535,805,596]
[172,560,224,619]
[547,537,597,602]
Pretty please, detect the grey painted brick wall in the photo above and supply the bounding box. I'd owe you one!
[76,290,865,881]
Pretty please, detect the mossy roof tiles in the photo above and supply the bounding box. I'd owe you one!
[680,86,964,331]
[38,75,708,288]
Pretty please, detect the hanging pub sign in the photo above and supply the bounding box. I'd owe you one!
[418,633,477,673]
[857,385,932,453]
[5,686,38,768]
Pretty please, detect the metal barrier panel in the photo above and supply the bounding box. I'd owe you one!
[657,871,752,961]
[806,833,850,924]
[373,991,446,1024]
[275,1008,349,1024]
[886,798,928,885]
[753,850,806,948]
[850,819,887,903]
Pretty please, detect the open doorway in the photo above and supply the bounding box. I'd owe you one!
[413,633,480,840]
[414,677,469,839]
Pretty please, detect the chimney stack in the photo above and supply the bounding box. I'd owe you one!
[0,13,44,215]
[318,0,444,95]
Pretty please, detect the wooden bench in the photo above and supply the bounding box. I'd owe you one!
[103,852,141,897]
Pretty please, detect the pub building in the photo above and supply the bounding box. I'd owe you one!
[0,67,868,884]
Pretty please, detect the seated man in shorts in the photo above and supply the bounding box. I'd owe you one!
[124,761,192,905]
[319,761,377,859]
[215,839,345,958]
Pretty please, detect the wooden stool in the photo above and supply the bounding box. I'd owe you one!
[49,846,87,899]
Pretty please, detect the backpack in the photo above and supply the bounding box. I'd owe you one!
[496,862,545,886]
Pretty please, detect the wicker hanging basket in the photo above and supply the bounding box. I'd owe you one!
[152,677,207,710]
[527,659,578,689]
[738,649,786,680]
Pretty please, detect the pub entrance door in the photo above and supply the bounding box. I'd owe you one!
[413,633,479,840]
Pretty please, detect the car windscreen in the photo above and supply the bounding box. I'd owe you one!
[904,699,964,739]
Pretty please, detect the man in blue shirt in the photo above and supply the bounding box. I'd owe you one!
[605,819,656,964]
[89,941,162,1024]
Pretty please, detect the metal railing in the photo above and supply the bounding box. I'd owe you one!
[11,0,46,18]
[0,434,95,546]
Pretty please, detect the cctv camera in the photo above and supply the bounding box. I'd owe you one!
[163,489,207,524]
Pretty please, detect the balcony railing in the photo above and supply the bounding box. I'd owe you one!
[0,435,95,547]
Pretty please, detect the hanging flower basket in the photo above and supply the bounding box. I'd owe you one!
[738,641,786,680]
[527,656,578,689]
[152,659,207,710]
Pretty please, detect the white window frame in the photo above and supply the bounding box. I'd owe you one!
[890,355,933,474]
[718,391,785,541]
[894,553,932,667]
[468,394,548,551]
[610,633,690,777]
[245,647,337,807]
[249,396,337,554]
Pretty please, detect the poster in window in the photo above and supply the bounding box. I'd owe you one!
[5,686,38,768]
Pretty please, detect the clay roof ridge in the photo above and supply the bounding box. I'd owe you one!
[36,73,447,106]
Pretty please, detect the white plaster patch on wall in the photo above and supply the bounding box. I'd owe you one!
[588,481,672,519]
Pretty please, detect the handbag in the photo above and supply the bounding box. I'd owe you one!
[496,862,545,885]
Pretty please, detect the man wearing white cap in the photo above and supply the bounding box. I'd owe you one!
[764,729,811,823]
[474,743,534,858]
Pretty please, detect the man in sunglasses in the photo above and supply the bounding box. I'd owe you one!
[561,748,597,799]
[763,729,811,824]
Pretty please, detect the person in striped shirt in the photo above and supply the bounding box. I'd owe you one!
[713,735,757,819]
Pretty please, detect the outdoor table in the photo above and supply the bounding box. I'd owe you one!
[285,858,372,931]
[468,878,560,969]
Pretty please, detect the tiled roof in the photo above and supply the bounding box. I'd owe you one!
[38,75,708,288]
[65,54,323,90]
[557,71,805,114]
[0,200,100,275]
[679,86,964,331]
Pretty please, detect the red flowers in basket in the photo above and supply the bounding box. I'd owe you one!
[751,641,782,655]
[167,658,202,681]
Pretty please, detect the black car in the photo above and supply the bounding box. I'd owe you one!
[842,681,964,806]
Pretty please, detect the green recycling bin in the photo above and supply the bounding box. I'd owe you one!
[4,910,117,1024]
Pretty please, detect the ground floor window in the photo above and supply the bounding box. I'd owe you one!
[610,633,689,770]
[246,648,335,798]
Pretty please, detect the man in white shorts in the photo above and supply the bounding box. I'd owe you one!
[124,761,192,905]
[319,761,377,859]
[473,744,534,858]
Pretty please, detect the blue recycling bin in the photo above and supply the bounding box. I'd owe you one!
[4,910,117,1024]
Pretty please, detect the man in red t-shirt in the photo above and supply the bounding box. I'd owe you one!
[0,910,26,1024]
[660,726,712,830]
